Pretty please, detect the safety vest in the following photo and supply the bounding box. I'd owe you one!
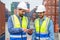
[35,17,50,40]
[12,15,28,29]
[10,15,28,40]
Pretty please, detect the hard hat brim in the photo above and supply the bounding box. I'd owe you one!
[17,7,28,11]
[36,10,46,13]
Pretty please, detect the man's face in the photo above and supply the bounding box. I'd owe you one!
[38,12,44,19]
[17,8,26,17]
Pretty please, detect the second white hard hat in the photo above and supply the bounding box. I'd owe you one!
[36,5,46,12]
[17,1,28,10]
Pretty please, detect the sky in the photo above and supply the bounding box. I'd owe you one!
[1,0,43,11]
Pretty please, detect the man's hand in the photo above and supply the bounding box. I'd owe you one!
[22,28,27,32]
[27,29,33,35]
[22,28,33,35]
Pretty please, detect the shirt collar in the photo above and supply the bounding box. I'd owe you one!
[39,16,46,21]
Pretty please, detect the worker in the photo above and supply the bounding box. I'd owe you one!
[8,1,31,40]
[34,5,54,40]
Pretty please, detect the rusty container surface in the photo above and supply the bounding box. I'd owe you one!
[43,0,59,32]
[0,1,5,35]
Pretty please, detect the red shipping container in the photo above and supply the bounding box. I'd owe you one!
[43,0,59,32]
[0,1,5,35]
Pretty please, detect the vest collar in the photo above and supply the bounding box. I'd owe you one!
[39,16,46,21]
[16,14,23,20]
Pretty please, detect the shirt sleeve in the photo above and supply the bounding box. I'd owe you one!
[7,16,22,34]
[48,19,54,40]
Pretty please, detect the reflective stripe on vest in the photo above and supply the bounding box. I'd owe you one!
[10,35,26,38]
[36,37,48,40]
[35,17,50,33]
[11,15,28,29]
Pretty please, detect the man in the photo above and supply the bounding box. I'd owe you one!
[34,5,54,40]
[8,1,30,40]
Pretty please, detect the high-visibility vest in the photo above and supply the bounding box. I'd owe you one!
[35,17,50,40]
[10,15,28,40]
[11,15,28,29]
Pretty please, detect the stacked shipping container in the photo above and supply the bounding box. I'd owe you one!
[0,1,5,35]
[43,0,59,32]
[59,0,60,32]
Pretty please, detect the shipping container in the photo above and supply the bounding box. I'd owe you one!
[0,1,5,36]
[43,0,59,32]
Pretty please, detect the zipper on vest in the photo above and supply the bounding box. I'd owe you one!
[39,19,40,40]
[21,17,23,40]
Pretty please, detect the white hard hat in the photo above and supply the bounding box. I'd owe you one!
[36,5,46,12]
[17,1,28,10]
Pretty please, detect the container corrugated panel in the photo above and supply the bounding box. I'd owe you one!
[54,24,59,32]
[44,0,59,6]
[0,1,5,35]
[43,0,59,32]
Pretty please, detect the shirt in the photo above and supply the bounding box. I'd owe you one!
[7,14,30,34]
[32,16,54,40]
